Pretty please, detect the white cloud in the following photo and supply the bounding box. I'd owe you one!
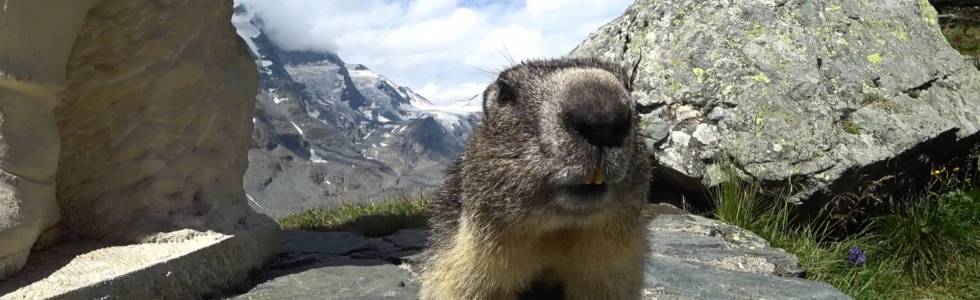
[381,8,485,54]
[526,0,631,19]
[405,0,459,20]
[236,0,632,104]
[465,25,545,68]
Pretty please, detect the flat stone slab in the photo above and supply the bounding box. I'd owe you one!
[0,224,278,300]
[643,256,849,300]
[231,211,849,299]
[231,262,419,300]
[281,231,370,255]
[381,229,428,251]
[648,212,805,277]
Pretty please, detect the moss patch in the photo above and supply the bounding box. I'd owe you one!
[842,120,861,134]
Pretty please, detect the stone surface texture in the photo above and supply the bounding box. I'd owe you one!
[571,0,980,209]
[643,255,848,300]
[0,224,278,300]
[280,231,372,256]
[0,0,101,280]
[642,205,846,299]
[56,0,265,242]
[647,209,805,277]
[0,0,279,296]
[231,212,849,299]
[232,264,421,300]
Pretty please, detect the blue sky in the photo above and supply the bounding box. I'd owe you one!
[237,0,633,104]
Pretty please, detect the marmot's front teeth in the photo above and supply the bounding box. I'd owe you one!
[588,168,605,185]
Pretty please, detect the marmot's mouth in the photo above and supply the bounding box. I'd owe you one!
[586,167,604,185]
[554,181,612,216]
[564,182,608,199]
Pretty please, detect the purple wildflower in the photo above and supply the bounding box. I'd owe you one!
[848,245,866,267]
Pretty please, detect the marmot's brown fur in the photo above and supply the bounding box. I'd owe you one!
[420,58,650,299]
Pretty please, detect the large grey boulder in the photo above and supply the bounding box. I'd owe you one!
[572,0,980,210]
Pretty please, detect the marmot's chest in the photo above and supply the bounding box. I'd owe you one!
[503,224,623,260]
[529,228,588,254]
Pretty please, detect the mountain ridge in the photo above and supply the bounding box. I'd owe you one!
[233,4,481,218]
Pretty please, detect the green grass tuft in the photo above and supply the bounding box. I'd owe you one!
[279,194,430,237]
[712,162,980,299]
[941,17,980,56]
[872,189,980,284]
[842,120,861,135]
[713,169,761,229]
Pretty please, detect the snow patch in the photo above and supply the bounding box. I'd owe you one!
[309,149,328,163]
[349,68,380,80]
[291,121,304,135]
[415,97,482,114]
[246,193,267,210]
[231,6,262,58]
[273,93,288,104]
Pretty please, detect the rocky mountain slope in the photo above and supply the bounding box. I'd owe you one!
[232,5,480,218]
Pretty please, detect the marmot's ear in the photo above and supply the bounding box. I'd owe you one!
[482,79,516,118]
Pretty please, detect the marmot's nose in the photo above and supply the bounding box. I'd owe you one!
[562,101,631,148]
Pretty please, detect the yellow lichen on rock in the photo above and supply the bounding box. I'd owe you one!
[867,52,883,64]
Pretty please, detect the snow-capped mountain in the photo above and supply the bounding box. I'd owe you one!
[232,4,481,218]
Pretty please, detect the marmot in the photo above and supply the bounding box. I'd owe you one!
[421,58,650,299]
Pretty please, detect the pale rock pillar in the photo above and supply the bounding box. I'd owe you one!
[56,0,265,242]
[0,0,101,279]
